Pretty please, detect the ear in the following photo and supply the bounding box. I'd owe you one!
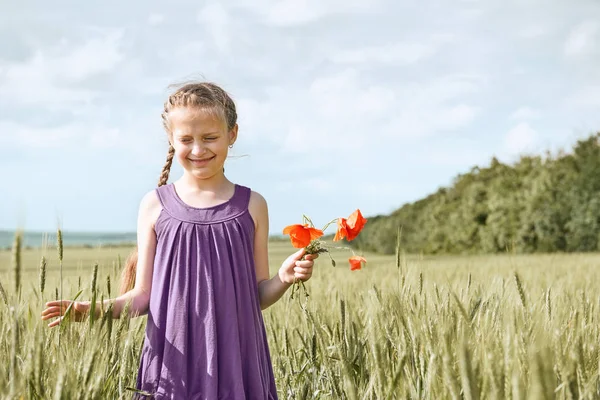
[228,124,239,146]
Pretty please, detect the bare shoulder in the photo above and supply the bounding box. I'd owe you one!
[138,189,163,228]
[248,190,268,228]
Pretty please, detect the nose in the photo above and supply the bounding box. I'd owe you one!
[191,141,205,155]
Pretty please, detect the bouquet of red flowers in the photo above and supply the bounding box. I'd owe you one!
[283,209,367,298]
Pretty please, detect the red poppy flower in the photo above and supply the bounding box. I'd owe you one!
[334,209,367,242]
[349,256,366,271]
[333,218,348,242]
[283,224,324,248]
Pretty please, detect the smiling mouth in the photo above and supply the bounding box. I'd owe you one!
[188,156,215,163]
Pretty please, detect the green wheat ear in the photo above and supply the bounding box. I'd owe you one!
[0,280,8,305]
[513,272,527,310]
[125,387,154,397]
[12,230,22,298]
[39,256,47,295]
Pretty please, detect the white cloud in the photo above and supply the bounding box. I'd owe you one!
[330,34,455,67]
[419,146,490,168]
[236,97,274,139]
[510,106,540,120]
[564,21,599,57]
[519,25,548,38]
[148,14,164,25]
[266,0,325,25]
[458,8,484,20]
[309,71,482,130]
[197,3,231,54]
[159,41,210,79]
[504,122,539,155]
[413,74,484,103]
[0,29,124,107]
[0,121,78,148]
[275,177,333,193]
[309,68,395,119]
[0,120,124,149]
[236,71,482,160]
[330,41,441,66]
[88,128,124,148]
[0,118,165,160]
[566,86,600,108]
[12,31,123,82]
[438,104,478,128]
[280,126,313,153]
[381,75,482,139]
[240,0,380,26]
[384,104,478,139]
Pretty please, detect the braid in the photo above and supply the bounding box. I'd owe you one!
[158,145,175,187]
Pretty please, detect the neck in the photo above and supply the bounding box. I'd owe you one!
[177,171,231,192]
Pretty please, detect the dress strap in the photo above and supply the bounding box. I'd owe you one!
[155,185,175,210]
[232,185,252,211]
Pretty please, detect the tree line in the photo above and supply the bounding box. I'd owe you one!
[354,133,600,254]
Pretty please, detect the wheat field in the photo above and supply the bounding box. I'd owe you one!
[0,234,599,399]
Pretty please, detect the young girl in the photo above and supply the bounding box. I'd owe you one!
[41,81,317,399]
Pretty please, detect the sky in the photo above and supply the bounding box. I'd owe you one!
[1,0,599,235]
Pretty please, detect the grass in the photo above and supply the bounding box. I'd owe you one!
[1,235,600,399]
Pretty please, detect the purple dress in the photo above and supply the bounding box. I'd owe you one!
[134,183,278,399]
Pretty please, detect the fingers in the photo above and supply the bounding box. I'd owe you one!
[295,259,314,268]
[41,307,68,320]
[294,260,313,273]
[42,312,60,321]
[293,271,311,281]
[293,260,313,281]
[47,317,63,328]
[292,248,306,260]
[288,249,320,264]
[283,249,319,282]
[41,301,87,323]
[44,300,71,307]
[294,266,312,275]
[41,306,66,318]
[42,311,64,327]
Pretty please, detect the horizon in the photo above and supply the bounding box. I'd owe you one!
[2,0,599,235]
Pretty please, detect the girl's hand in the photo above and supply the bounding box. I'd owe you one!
[278,248,318,285]
[41,300,91,328]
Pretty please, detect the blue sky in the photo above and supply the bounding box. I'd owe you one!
[1,0,599,235]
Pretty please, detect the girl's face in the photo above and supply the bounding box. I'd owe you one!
[169,107,237,180]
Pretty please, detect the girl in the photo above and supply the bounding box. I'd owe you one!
[41,81,317,399]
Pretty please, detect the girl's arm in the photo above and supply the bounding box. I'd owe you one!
[106,190,160,318]
[249,191,316,310]
[41,191,160,326]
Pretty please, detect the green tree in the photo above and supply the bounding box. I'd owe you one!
[355,132,600,255]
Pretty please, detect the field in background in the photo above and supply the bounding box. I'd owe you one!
[1,241,599,398]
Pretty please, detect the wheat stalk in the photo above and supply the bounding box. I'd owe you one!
[12,230,22,299]
[39,256,47,295]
